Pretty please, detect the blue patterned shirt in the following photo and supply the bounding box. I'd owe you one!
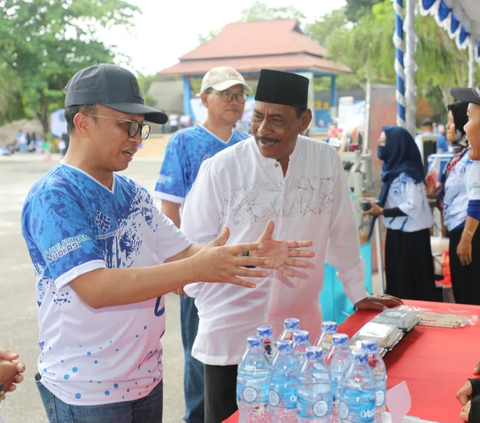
[154,125,249,204]
[21,164,190,405]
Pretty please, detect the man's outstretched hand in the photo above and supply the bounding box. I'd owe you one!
[252,220,314,277]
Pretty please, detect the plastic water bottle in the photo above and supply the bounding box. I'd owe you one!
[257,325,277,365]
[297,346,334,423]
[269,340,300,423]
[361,340,386,423]
[315,321,338,358]
[327,334,352,420]
[279,318,300,341]
[237,336,271,423]
[338,350,376,423]
[293,330,311,366]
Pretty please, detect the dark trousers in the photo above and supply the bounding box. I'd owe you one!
[449,227,480,305]
[385,228,441,301]
[204,364,238,423]
[180,296,205,423]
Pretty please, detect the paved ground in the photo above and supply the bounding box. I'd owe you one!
[0,152,186,423]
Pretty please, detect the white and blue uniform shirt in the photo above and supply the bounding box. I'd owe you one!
[444,151,473,231]
[21,164,191,405]
[382,173,434,232]
[154,125,248,204]
[467,160,480,221]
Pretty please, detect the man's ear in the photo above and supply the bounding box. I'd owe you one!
[200,92,209,108]
[73,112,91,137]
[300,109,313,132]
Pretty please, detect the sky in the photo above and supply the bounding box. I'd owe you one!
[101,0,346,76]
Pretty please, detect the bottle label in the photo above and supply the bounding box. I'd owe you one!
[313,400,330,417]
[375,389,386,406]
[268,389,297,409]
[268,390,280,406]
[242,387,258,403]
[339,402,349,420]
[297,394,333,418]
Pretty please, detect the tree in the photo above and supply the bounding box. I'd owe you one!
[239,0,305,22]
[345,0,383,22]
[307,0,475,118]
[0,0,140,136]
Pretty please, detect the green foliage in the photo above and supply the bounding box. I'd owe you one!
[345,0,383,22]
[0,0,140,135]
[239,0,305,22]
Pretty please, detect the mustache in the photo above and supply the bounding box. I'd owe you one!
[257,136,281,143]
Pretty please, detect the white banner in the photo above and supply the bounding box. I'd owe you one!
[50,108,67,137]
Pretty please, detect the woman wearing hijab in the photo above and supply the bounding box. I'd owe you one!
[364,126,438,301]
[442,87,480,306]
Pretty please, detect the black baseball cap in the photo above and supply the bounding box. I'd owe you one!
[65,64,168,124]
[451,82,480,105]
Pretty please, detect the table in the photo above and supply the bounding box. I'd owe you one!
[224,300,480,423]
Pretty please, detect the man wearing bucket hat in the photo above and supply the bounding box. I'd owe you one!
[154,66,251,423]
[20,64,313,423]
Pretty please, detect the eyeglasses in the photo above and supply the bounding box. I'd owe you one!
[213,90,248,104]
[88,115,151,141]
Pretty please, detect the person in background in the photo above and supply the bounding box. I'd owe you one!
[415,118,449,169]
[169,112,179,132]
[364,126,439,301]
[0,347,26,400]
[154,66,251,423]
[17,129,27,153]
[180,114,191,129]
[181,69,402,423]
[443,82,480,305]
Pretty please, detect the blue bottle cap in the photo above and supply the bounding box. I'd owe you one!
[276,339,293,353]
[305,346,323,361]
[361,339,378,353]
[247,335,262,348]
[284,318,300,330]
[321,321,338,333]
[353,349,369,364]
[332,333,349,346]
[257,325,273,338]
[293,330,309,344]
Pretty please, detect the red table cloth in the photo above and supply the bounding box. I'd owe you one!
[224,300,480,423]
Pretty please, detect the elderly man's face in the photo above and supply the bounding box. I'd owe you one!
[251,101,311,162]
[466,103,480,160]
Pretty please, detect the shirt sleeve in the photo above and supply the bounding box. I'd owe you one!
[181,159,224,298]
[152,201,192,260]
[467,161,480,221]
[397,177,426,220]
[23,188,106,290]
[153,133,187,204]
[325,150,368,305]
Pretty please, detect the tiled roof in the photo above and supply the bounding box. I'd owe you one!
[158,19,352,76]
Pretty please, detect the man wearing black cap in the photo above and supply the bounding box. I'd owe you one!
[181,69,401,423]
[20,64,312,423]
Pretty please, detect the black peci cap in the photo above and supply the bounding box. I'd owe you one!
[65,64,168,124]
[255,69,309,108]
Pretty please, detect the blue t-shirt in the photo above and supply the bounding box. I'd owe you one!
[21,164,190,405]
[154,125,249,204]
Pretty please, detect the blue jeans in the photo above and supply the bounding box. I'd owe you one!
[36,377,163,423]
[180,295,204,423]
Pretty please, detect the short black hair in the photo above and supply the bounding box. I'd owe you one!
[64,104,97,134]
[421,118,433,127]
[294,105,307,118]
